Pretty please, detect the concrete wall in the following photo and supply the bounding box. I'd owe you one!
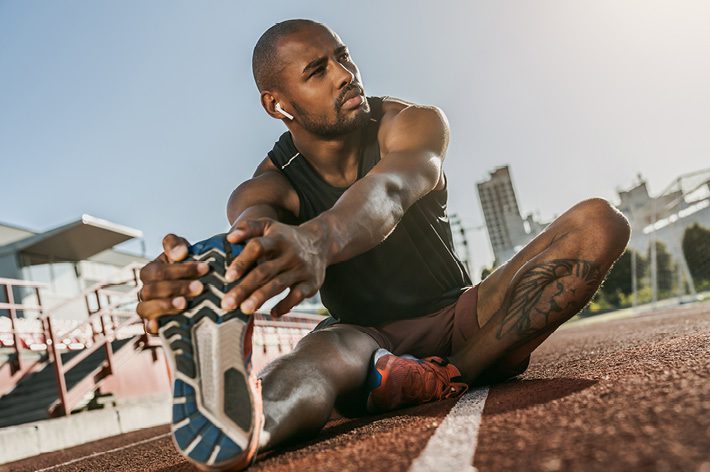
[0,394,171,464]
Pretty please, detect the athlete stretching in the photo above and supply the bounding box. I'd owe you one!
[136,19,630,470]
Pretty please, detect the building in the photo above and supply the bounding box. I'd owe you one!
[615,170,710,293]
[0,215,150,319]
[617,174,685,234]
[477,165,546,265]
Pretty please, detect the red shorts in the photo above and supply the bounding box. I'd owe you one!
[313,285,480,358]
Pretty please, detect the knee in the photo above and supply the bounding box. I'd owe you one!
[570,198,631,255]
[292,329,371,386]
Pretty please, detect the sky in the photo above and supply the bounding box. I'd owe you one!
[1,0,709,281]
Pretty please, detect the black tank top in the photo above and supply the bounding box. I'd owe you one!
[268,97,471,326]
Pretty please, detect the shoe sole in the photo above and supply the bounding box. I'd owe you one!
[158,233,262,471]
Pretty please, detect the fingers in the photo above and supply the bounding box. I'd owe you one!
[140,261,209,284]
[162,234,190,263]
[238,271,300,315]
[225,236,279,282]
[136,296,187,321]
[271,283,315,317]
[140,280,203,301]
[222,258,285,311]
[226,219,271,245]
[146,319,159,335]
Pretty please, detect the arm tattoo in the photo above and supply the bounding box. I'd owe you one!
[496,259,601,340]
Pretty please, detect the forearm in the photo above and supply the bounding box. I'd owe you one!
[301,171,422,265]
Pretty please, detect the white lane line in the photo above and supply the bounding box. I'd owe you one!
[34,433,170,472]
[408,387,490,472]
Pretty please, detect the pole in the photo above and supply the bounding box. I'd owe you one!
[631,249,637,307]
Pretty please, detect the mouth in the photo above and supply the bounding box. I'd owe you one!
[341,94,364,110]
[337,85,365,111]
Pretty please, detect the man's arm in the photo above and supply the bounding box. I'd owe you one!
[226,158,300,226]
[304,103,448,264]
[223,103,450,315]
[135,157,298,332]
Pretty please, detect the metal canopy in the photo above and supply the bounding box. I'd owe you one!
[0,215,142,265]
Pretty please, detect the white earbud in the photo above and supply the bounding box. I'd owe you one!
[275,103,294,120]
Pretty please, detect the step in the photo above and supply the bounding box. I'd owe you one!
[0,340,141,429]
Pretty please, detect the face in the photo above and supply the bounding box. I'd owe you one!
[273,24,371,137]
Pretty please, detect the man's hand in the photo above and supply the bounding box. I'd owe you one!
[136,234,209,334]
[222,218,328,317]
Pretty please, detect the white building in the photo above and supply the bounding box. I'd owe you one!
[0,215,150,320]
[617,171,710,255]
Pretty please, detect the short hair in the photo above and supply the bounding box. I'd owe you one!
[252,19,324,92]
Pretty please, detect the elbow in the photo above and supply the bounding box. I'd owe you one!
[226,188,240,226]
[381,175,408,217]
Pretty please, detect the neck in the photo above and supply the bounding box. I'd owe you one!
[289,127,364,183]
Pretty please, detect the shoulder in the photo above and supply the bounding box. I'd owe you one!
[226,156,300,222]
[246,156,299,193]
[377,97,449,154]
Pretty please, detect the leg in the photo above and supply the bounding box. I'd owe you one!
[450,198,630,383]
[258,325,379,448]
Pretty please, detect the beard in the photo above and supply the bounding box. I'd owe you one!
[292,95,372,138]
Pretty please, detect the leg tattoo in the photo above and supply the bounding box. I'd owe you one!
[496,259,602,341]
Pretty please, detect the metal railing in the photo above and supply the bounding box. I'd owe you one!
[0,278,48,377]
[0,264,149,417]
[1,262,325,419]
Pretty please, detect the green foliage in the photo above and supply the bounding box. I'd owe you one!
[480,266,493,281]
[682,223,710,286]
[598,249,646,307]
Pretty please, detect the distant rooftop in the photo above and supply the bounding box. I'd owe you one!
[0,215,149,265]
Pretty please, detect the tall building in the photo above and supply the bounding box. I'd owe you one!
[476,165,548,266]
[477,166,529,264]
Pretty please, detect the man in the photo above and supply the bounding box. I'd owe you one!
[136,19,630,471]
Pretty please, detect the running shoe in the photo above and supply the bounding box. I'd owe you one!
[366,348,468,413]
[158,233,262,471]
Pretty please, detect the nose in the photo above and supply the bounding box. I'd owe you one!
[333,60,355,90]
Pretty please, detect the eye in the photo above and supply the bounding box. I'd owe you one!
[339,52,352,62]
[308,66,326,79]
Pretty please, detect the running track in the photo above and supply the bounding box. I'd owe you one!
[4,303,709,472]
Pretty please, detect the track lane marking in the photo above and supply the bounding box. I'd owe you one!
[408,387,490,472]
[33,433,170,472]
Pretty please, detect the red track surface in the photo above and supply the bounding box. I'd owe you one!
[4,303,709,472]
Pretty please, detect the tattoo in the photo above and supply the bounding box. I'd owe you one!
[496,259,601,340]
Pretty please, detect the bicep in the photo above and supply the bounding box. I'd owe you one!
[367,105,450,204]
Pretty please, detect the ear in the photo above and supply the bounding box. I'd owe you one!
[261,92,286,120]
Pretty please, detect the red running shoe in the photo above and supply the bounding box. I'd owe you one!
[366,349,468,413]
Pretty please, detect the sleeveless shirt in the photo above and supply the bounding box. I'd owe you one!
[268,97,471,326]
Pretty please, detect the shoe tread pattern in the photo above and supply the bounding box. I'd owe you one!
[158,233,254,468]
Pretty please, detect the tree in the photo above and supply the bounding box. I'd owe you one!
[599,249,646,307]
[682,223,710,288]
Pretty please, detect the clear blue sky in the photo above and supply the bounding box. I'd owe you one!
[2,1,709,279]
